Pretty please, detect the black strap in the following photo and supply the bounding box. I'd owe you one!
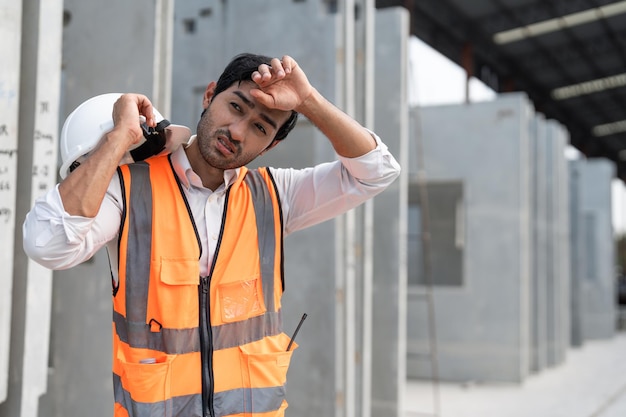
[129,119,171,161]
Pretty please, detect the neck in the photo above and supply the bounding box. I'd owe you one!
[184,140,225,191]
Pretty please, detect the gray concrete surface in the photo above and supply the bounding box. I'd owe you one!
[408,95,537,383]
[405,331,626,417]
[569,159,617,344]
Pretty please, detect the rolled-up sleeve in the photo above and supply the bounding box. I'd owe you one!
[23,181,122,270]
[275,131,401,235]
[338,132,401,183]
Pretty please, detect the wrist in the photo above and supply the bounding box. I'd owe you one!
[107,124,143,150]
[294,87,320,116]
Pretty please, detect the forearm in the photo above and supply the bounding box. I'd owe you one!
[59,93,152,217]
[273,130,400,236]
[59,128,133,217]
[295,88,377,158]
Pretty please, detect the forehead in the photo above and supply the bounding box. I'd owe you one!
[221,81,291,124]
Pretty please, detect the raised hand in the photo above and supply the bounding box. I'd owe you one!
[112,93,156,148]
[249,56,314,113]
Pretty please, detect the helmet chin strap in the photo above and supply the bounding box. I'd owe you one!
[129,119,171,162]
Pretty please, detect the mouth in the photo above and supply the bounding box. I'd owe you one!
[216,134,235,155]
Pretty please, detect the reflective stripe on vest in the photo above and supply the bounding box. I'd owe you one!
[113,155,291,417]
[113,373,285,416]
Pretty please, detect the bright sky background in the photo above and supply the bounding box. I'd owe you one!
[407,36,626,235]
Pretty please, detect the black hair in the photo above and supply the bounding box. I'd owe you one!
[212,53,298,143]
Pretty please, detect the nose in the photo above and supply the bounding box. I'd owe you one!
[229,119,246,142]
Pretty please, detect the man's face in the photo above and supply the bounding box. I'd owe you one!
[196,81,291,170]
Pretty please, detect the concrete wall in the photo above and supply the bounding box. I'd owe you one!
[408,94,534,383]
[528,115,570,372]
[172,2,408,416]
[569,158,616,344]
[0,0,23,405]
[171,0,337,131]
[172,3,344,416]
[406,94,611,385]
[0,1,63,417]
[371,8,409,417]
[530,114,548,373]
[60,0,165,112]
[31,2,171,417]
[545,120,570,366]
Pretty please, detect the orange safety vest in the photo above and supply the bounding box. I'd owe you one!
[112,154,295,417]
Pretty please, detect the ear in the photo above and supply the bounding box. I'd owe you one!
[202,81,217,109]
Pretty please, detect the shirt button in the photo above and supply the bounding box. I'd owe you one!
[208,195,215,203]
[211,234,218,240]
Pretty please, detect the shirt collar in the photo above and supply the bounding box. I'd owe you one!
[171,135,241,191]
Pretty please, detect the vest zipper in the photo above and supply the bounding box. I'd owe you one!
[199,276,215,417]
[200,186,230,417]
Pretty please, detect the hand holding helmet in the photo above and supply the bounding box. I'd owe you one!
[59,93,191,179]
[111,93,156,148]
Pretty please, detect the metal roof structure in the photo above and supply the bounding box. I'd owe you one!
[377,0,626,181]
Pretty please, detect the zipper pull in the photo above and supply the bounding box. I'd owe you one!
[200,276,209,294]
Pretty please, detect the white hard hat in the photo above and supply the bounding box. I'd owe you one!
[59,93,191,179]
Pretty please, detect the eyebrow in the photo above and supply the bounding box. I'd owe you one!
[233,90,278,130]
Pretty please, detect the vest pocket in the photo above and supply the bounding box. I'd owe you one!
[218,276,266,323]
[154,257,200,329]
[239,333,298,392]
[119,354,173,413]
[158,257,200,285]
[239,343,296,417]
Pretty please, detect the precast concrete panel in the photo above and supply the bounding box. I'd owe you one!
[553,121,571,359]
[172,0,337,136]
[172,2,410,417]
[39,2,170,416]
[569,159,616,342]
[172,2,346,416]
[1,1,63,416]
[38,252,115,417]
[371,8,409,417]
[249,118,339,417]
[545,120,570,366]
[21,0,64,413]
[530,114,548,373]
[0,0,22,404]
[408,93,533,383]
[173,2,407,416]
[61,0,160,114]
[569,160,584,347]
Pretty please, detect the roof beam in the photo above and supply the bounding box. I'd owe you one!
[493,0,626,44]
[552,72,626,99]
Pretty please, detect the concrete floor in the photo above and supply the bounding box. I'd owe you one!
[405,331,626,417]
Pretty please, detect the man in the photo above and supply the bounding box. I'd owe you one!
[23,53,400,417]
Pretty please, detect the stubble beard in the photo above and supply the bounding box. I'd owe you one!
[196,108,265,170]
[196,112,237,170]
[197,127,261,171]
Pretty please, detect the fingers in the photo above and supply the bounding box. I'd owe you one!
[111,94,155,145]
[280,55,294,74]
[252,55,295,86]
[137,95,156,127]
[113,94,156,127]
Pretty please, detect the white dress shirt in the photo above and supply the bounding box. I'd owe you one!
[23,133,400,277]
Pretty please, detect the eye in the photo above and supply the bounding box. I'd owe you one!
[230,102,242,112]
[255,123,267,135]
